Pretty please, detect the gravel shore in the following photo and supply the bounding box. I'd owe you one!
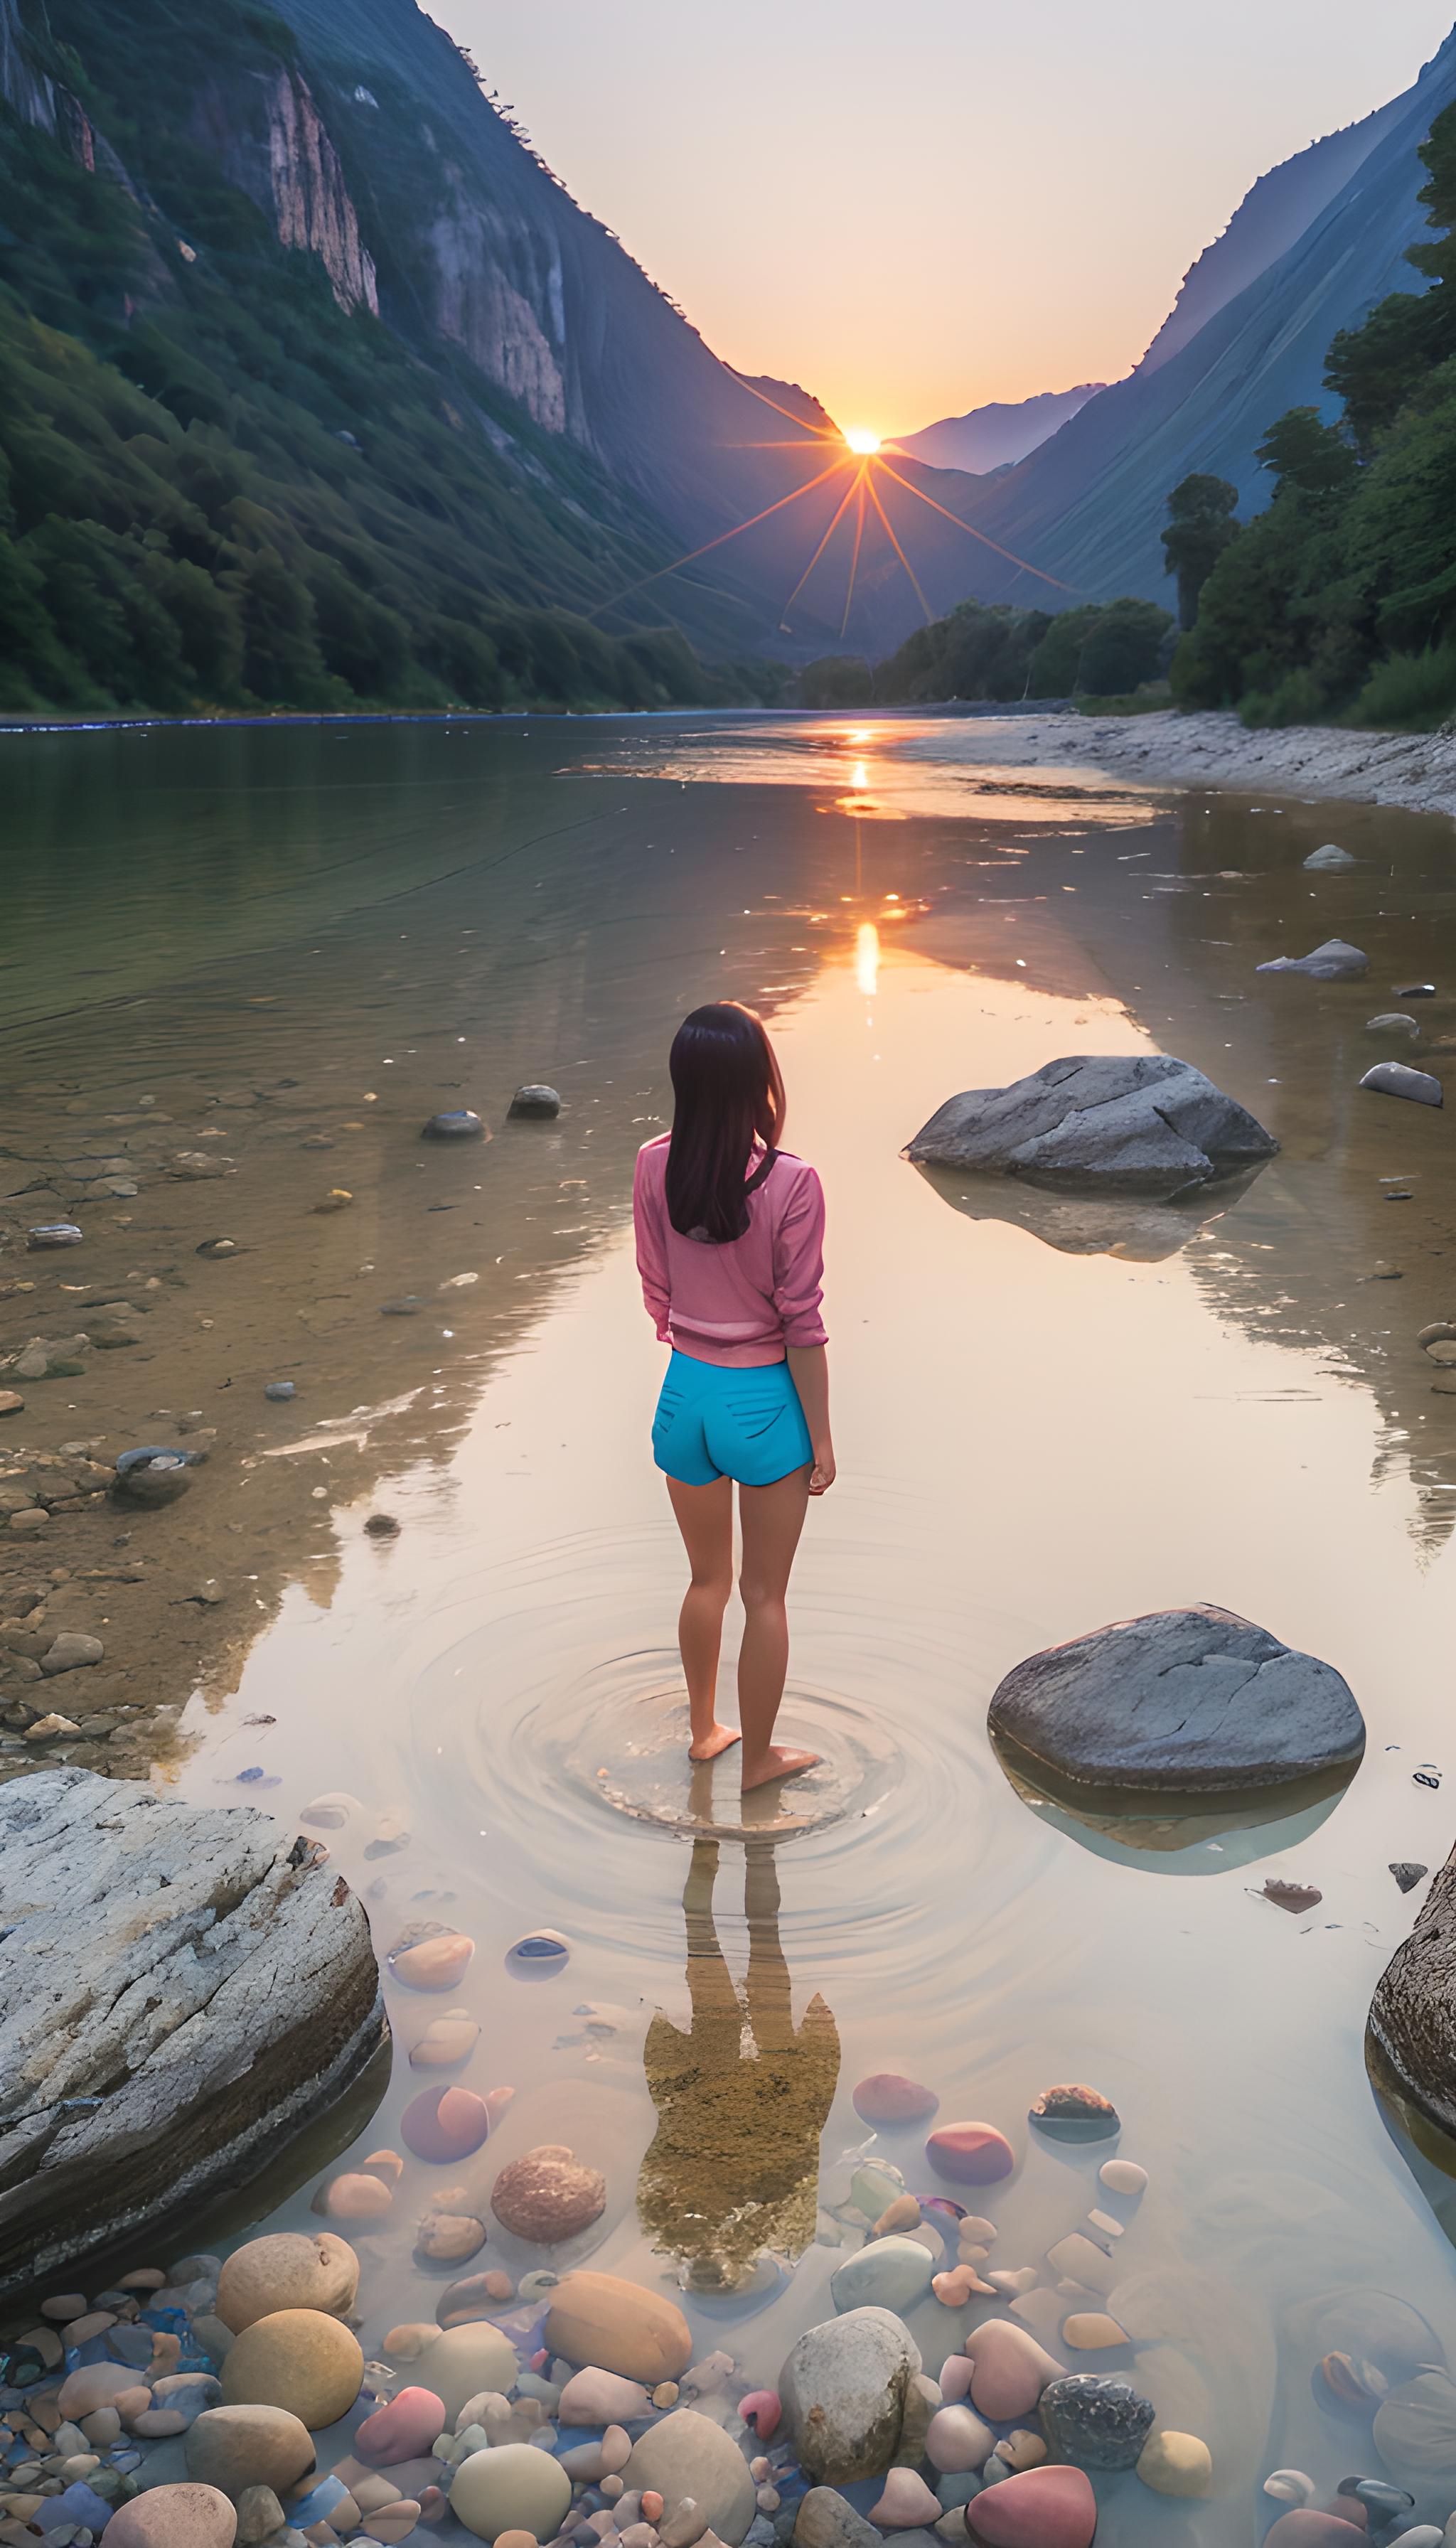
[916,708,1456,819]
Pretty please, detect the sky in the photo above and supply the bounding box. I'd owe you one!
[444,0,1455,440]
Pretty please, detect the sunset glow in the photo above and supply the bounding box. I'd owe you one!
[843,428,882,455]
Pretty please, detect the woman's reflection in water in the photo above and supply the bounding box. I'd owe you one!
[638,1792,840,2293]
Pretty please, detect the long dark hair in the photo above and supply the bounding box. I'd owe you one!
[665,1002,786,1242]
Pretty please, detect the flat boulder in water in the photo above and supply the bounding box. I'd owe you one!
[1257,938,1368,979]
[989,1604,1364,1794]
[905,1055,1276,1200]
[1360,1062,1442,1107]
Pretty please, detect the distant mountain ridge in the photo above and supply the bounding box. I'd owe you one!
[951,25,1456,607]
[894,385,1105,476]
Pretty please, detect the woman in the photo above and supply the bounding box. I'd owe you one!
[633,1001,835,1792]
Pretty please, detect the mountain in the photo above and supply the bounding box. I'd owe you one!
[951,26,1456,610]
[0,0,1023,714]
[894,385,1105,476]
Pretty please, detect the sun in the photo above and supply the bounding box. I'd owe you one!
[843,427,882,456]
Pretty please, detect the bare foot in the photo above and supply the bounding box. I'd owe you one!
[689,1723,742,1762]
[741,1745,820,1792]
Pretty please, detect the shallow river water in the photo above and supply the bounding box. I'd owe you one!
[10,711,1456,2544]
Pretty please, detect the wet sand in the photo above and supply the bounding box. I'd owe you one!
[7,712,1456,2541]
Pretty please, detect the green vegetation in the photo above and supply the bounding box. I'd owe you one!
[0,0,782,716]
[1172,101,1456,729]
[1160,474,1239,629]
[801,592,1173,709]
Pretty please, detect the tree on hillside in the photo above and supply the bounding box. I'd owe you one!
[1076,596,1173,695]
[1161,475,1239,628]
[1326,100,1456,457]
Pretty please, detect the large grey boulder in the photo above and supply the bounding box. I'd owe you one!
[1256,937,1368,978]
[0,1769,385,2294]
[781,2306,921,2484]
[1369,1838,1456,2146]
[988,1605,1365,1795]
[904,1056,1276,1200]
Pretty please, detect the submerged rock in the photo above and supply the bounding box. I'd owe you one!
[906,1054,1277,1200]
[780,2306,922,2483]
[0,1770,384,2296]
[491,2143,606,2242]
[508,1086,562,1119]
[1366,1015,1420,1037]
[965,2465,1096,2547]
[1257,938,1368,979]
[1039,2372,1155,2470]
[626,2407,757,2544]
[422,1110,486,1139]
[1027,2084,1119,2143]
[544,2271,692,2384]
[215,2232,359,2333]
[1304,845,1357,870]
[989,1604,1365,1794]
[114,1447,193,1506]
[852,2072,939,2126]
[1360,1061,1443,1107]
[26,1222,84,1249]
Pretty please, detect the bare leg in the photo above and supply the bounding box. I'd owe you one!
[737,1467,818,1789]
[666,1474,739,1760]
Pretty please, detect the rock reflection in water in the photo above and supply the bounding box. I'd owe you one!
[638,1833,839,2293]
[990,1732,1354,1873]
[911,1162,1269,1263]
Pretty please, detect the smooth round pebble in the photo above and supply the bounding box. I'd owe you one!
[105,2485,238,2547]
[852,2072,941,2127]
[871,2468,941,2527]
[626,2409,757,2544]
[402,2084,493,2163]
[996,2434,1046,2473]
[926,2122,1015,2186]
[545,2271,692,2382]
[1136,2431,1212,2497]
[559,2369,652,2426]
[355,2385,447,2465]
[963,2323,1064,2421]
[739,2389,780,2441]
[422,1111,486,1140]
[410,2012,482,2068]
[417,2324,521,2422]
[221,2309,363,2427]
[1375,2371,1456,2471]
[388,1925,476,1991]
[58,2363,145,2418]
[966,2464,1096,2547]
[830,2234,936,2314]
[1098,2161,1148,2197]
[216,2234,359,2335]
[452,2440,572,2542]
[186,2404,316,2497]
[926,2405,995,2474]
[417,2212,488,2261]
[492,2146,606,2242]
[315,2171,393,2222]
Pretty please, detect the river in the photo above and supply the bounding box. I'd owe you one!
[6,710,1456,2543]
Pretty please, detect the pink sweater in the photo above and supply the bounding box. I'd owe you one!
[633,1136,828,1368]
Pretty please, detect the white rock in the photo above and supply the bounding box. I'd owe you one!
[1263,2471,1315,2504]
[829,2236,936,2316]
[417,2325,520,2424]
[1098,2161,1147,2197]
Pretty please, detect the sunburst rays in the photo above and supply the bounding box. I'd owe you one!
[589,373,1076,641]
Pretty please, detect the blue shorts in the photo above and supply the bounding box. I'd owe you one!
[651,1350,813,1488]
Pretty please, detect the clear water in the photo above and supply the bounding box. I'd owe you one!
[8,712,1456,2542]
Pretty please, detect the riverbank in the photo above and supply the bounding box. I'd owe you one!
[916,706,1456,819]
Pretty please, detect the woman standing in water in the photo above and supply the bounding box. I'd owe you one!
[633,1002,834,1791]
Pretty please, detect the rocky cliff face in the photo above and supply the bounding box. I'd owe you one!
[425,180,571,435]
[0,0,54,130]
[191,65,377,314]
